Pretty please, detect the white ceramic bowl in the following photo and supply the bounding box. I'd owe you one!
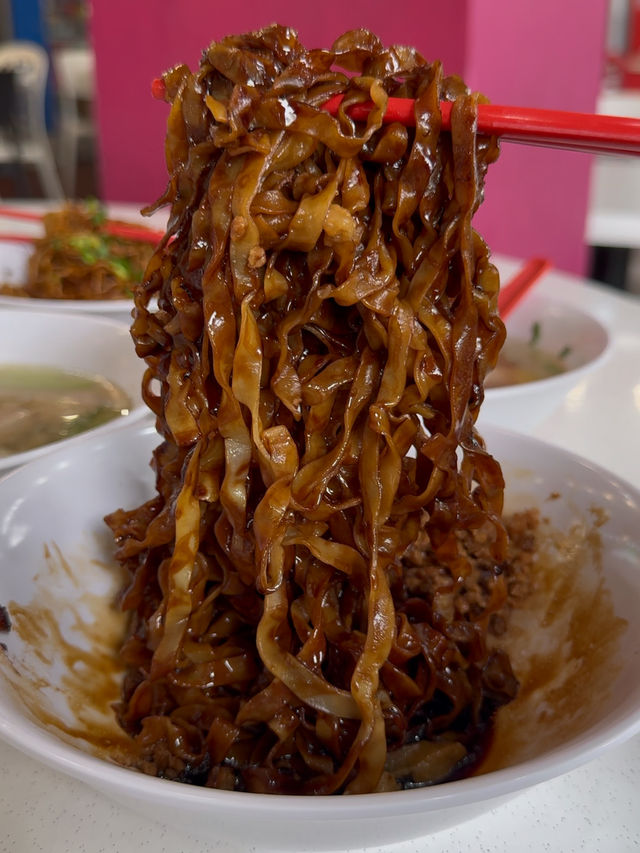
[0,309,149,471]
[479,291,611,432]
[0,421,638,850]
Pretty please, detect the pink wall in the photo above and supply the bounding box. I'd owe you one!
[90,0,608,274]
[465,0,609,275]
[90,1,466,207]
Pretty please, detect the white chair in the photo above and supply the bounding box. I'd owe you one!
[53,46,96,197]
[0,40,64,199]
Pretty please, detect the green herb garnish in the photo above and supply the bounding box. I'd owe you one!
[109,258,134,281]
[84,197,107,226]
[68,233,112,265]
[529,321,541,347]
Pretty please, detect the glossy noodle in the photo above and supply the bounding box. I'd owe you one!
[106,26,526,795]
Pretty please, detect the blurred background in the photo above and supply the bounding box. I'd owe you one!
[2,0,640,290]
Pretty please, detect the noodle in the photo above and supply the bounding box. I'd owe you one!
[0,202,154,301]
[106,25,521,795]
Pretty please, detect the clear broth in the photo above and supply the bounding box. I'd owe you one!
[486,339,569,389]
[0,364,131,456]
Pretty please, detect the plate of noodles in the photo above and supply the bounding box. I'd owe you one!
[0,23,638,851]
[0,202,163,321]
[0,420,638,850]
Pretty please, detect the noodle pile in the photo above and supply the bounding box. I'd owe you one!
[106,26,521,795]
[0,203,154,301]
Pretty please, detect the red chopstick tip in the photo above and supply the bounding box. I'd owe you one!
[151,77,167,101]
[498,257,552,318]
[146,76,640,156]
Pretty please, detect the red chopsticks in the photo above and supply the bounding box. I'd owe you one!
[498,257,552,318]
[152,77,640,157]
[322,96,640,157]
[0,206,164,245]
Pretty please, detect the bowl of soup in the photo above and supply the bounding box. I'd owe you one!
[0,309,149,472]
[479,291,611,432]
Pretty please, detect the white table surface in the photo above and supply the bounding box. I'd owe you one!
[0,239,639,852]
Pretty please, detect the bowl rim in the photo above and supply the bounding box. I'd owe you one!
[0,680,638,819]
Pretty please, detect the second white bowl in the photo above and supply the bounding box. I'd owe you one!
[480,290,611,432]
[0,308,149,471]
